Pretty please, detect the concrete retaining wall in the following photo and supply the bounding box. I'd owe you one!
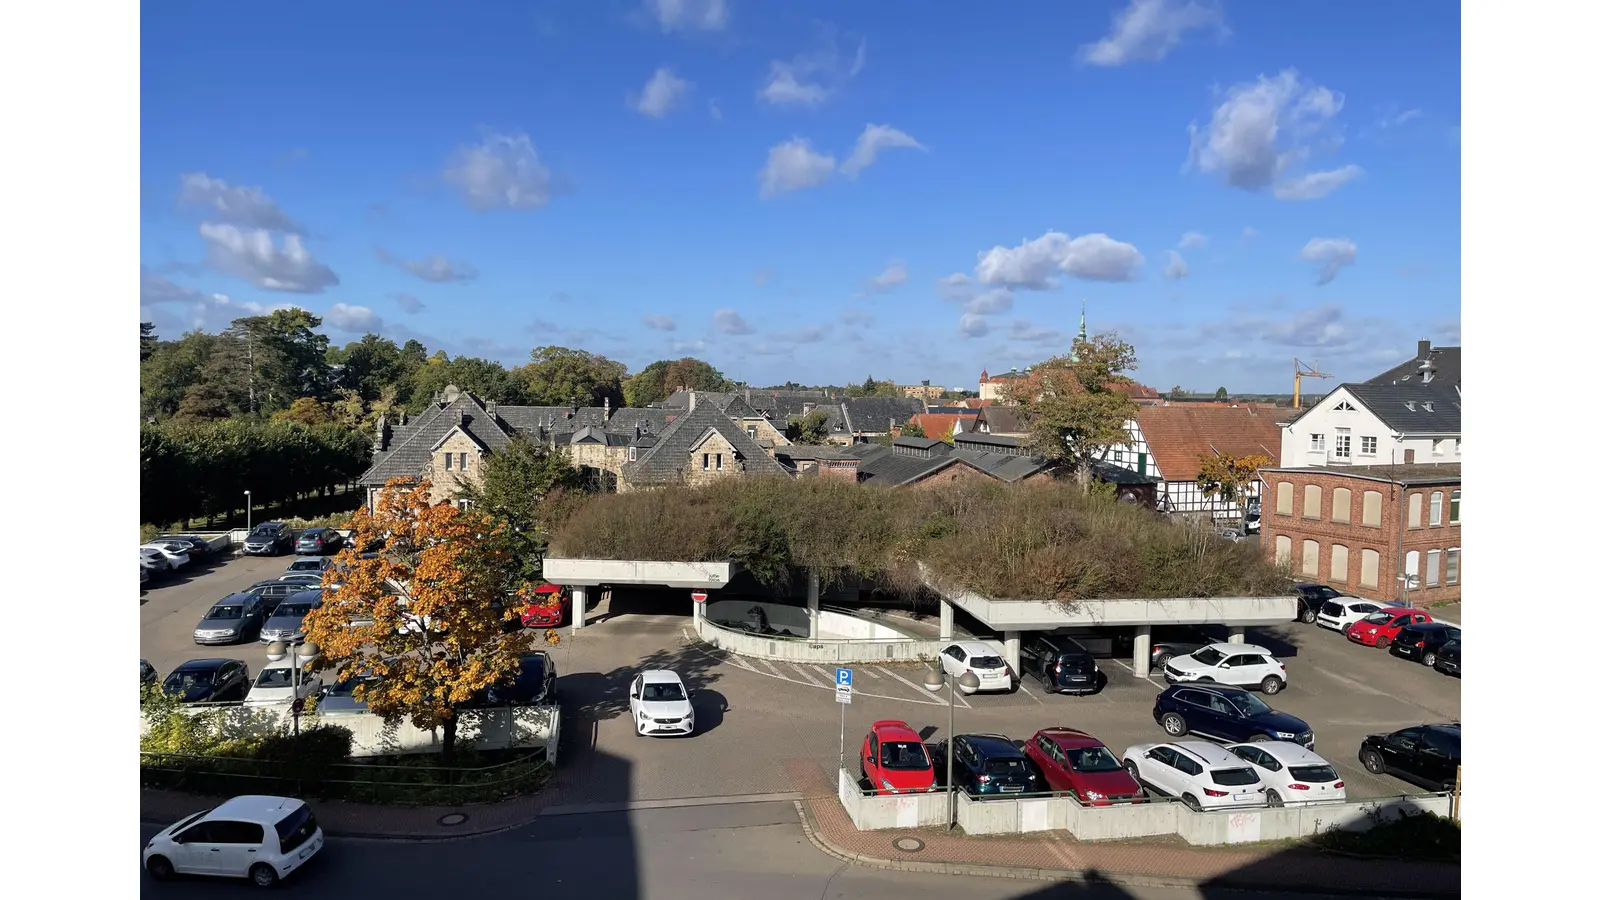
[1174,793,1454,846]
[817,610,911,640]
[838,769,951,830]
[696,618,941,663]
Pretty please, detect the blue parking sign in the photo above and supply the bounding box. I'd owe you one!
[836,667,852,688]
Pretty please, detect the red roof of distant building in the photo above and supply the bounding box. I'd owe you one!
[1134,405,1292,481]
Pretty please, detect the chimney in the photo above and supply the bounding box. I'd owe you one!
[486,400,497,417]
[603,396,611,421]
[373,415,390,452]
[688,392,698,412]
[1417,339,1431,360]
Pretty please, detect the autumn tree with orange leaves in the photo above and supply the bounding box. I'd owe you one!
[303,477,552,761]
[1195,453,1273,519]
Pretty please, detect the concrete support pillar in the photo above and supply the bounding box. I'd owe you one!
[1133,625,1152,678]
[1227,625,1246,644]
[1003,631,1021,675]
[939,598,954,641]
[570,585,588,635]
[807,570,821,639]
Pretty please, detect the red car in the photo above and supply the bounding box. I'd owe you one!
[860,720,936,794]
[1346,607,1434,649]
[1022,728,1145,805]
[520,584,569,628]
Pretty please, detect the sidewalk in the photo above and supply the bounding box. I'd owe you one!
[798,797,1460,898]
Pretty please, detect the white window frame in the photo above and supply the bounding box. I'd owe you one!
[1359,435,1378,456]
[1333,429,1352,461]
[628,445,637,462]
[1425,549,1441,587]
[715,453,723,471]
[458,452,468,471]
[443,453,453,471]
[702,453,710,470]
[1429,491,1443,526]
[1309,433,1326,451]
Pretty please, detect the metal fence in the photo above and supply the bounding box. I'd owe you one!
[139,751,552,807]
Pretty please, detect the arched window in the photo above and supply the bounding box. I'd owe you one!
[1429,491,1444,526]
[1331,488,1352,523]
[1360,549,1380,589]
[1362,491,1382,526]
[1408,493,1423,528]
[1274,535,1291,566]
[1276,482,1294,516]
[1329,544,1349,582]
[1301,539,1320,577]
[1302,484,1322,520]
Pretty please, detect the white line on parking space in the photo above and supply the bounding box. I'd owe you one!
[879,666,969,707]
[786,664,825,686]
[859,667,881,679]
[1113,657,1165,687]
[675,644,948,706]
[1016,681,1043,704]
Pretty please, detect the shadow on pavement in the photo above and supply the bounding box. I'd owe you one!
[689,688,729,734]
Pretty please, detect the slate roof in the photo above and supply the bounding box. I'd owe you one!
[1338,383,1462,434]
[1366,343,1461,390]
[360,394,513,486]
[846,439,1055,486]
[773,444,848,464]
[841,397,927,434]
[620,401,793,486]
[1259,462,1461,486]
[953,432,1024,452]
[1133,405,1290,482]
[975,406,1028,434]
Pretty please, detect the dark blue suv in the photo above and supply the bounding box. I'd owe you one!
[1152,684,1315,749]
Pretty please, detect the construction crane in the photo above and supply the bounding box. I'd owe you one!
[1292,359,1332,409]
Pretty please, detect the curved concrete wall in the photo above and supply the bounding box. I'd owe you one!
[695,617,941,663]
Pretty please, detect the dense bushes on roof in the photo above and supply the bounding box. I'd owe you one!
[547,477,1287,602]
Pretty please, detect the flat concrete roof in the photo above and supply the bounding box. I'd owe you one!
[938,586,1297,630]
[542,557,735,589]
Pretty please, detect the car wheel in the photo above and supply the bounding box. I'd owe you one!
[1261,676,1284,695]
[1151,653,1169,670]
[1299,607,1317,624]
[249,863,279,888]
[1375,636,1391,649]
[1124,761,1140,783]
[1160,713,1188,736]
[1421,651,1438,668]
[145,856,174,880]
[1360,748,1386,775]
[1248,733,1273,743]
[1266,789,1283,808]
[1339,623,1352,636]
[1181,793,1202,812]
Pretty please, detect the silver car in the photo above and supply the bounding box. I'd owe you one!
[259,591,322,644]
[193,593,266,645]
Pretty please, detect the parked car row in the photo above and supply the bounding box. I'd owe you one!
[1298,582,1462,677]
[140,534,218,583]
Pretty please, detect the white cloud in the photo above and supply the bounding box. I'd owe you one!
[669,339,709,354]
[840,124,925,177]
[443,132,553,211]
[758,33,865,108]
[1177,231,1207,250]
[864,261,908,293]
[937,272,972,302]
[178,173,303,233]
[957,313,991,338]
[139,267,291,334]
[1080,0,1226,66]
[1010,319,1064,343]
[391,292,426,314]
[199,224,339,293]
[1299,237,1358,285]
[974,231,1144,288]
[642,314,677,331]
[760,62,830,107]
[758,138,837,198]
[713,308,756,335]
[1273,164,1364,200]
[325,303,383,332]
[644,0,727,32]
[632,67,692,118]
[377,248,478,283]
[1187,69,1362,200]
[1164,250,1189,280]
[964,289,1014,315]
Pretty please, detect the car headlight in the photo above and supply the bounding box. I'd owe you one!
[1274,731,1297,739]
[1084,790,1106,801]
[881,778,896,790]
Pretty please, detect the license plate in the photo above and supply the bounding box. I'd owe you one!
[1000,785,1023,793]
[1233,793,1253,800]
[1068,676,1087,682]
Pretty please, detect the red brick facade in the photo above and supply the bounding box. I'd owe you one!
[1260,466,1461,605]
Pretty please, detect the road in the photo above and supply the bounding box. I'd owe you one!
[137,800,1352,900]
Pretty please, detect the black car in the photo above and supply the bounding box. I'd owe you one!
[1433,639,1460,676]
[243,580,306,615]
[243,523,294,556]
[162,658,251,703]
[141,658,159,687]
[1359,723,1460,791]
[1153,684,1315,748]
[1388,623,1462,667]
[1293,584,1344,624]
[1020,634,1101,695]
[931,734,1038,796]
[463,652,560,708]
[156,535,214,558]
[1148,625,1218,671]
[294,527,345,555]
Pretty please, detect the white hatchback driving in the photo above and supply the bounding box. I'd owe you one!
[938,641,1014,694]
[1162,642,1289,694]
[629,669,696,737]
[143,795,324,887]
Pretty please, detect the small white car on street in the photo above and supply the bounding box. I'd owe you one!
[1121,740,1267,811]
[244,665,325,706]
[938,641,1014,694]
[141,541,192,568]
[143,795,324,887]
[1315,597,1390,634]
[1223,741,1346,807]
[629,669,696,737]
[1162,643,1289,695]
[140,547,177,572]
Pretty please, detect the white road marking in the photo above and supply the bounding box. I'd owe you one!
[1016,681,1044,705]
[879,666,970,708]
[676,645,946,705]
[1113,657,1165,686]
[860,667,882,679]
[785,664,825,686]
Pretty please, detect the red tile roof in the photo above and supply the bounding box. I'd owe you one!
[1134,405,1292,482]
[907,412,977,440]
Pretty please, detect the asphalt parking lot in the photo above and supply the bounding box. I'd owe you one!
[140,560,1461,809]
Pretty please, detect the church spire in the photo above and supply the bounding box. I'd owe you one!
[1070,299,1087,362]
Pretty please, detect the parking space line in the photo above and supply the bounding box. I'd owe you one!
[859,667,882,680]
[1016,681,1044,705]
[785,664,825,686]
[1113,657,1165,687]
[879,667,969,707]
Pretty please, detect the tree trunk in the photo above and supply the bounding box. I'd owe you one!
[441,715,458,765]
[1075,460,1092,492]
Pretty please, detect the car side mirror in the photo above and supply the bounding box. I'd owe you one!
[865,756,876,765]
[1218,662,1232,669]
[630,693,639,700]
[687,690,696,698]
[1144,750,1156,759]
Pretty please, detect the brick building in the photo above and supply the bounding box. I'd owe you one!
[1259,463,1460,605]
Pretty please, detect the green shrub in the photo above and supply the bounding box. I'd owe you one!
[1312,810,1460,861]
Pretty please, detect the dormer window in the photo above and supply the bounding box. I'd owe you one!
[628,446,637,462]
[1332,401,1355,411]
[1404,401,1416,411]
[1421,401,1433,412]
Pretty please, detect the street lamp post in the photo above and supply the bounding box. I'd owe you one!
[244,490,253,533]
[266,640,320,735]
[923,667,980,831]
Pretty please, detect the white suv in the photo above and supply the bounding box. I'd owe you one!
[143,795,324,887]
[1121,740,1267,811]
[1315,597,1390,634]
[1223,741,1346,807]
[1162,643,1288,695]
[938,641,1014,694]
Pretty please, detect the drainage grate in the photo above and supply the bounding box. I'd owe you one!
[437,813,469,827]
[892,837,925,853]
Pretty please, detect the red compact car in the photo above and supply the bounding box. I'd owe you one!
[1346,607,1433,649]
[1022,728,1145,805]
[860,720,936,794]
[520,584,569,628]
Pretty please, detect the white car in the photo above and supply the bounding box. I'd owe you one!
[143,795,324,887]
[140,548,174,572]
[1121,740,1268,811]
[629,669,696,737]
[938,641,1014,694]
[1314,596,1390,634]
[141,541,192,568]
[1222,741,1346,807]
[244,665,325,706]
[1162,643,1289,695]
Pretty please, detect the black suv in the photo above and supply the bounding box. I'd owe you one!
[1020,634,1100,695]
[931,734,1038,796]
[1359,724,1460,791]
[1293,584,1344,624]
[463,651,560,707]
[243,523,294,556]
[1389,623,1461,668]
[1153,684,1315,748]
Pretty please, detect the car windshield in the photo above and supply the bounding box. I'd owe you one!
[1210,767,1261,786]
[249,530,274,539]
[207,605,244,620]
[275,603,313,618]
[984,757,1026,774]
[329,675,379,696]
[1066,746,1124,773]
[968,655,1005,670]
[1362,612,1393,623]
[1288,764,1340,783]
[290,560,321,571]
[1233,693,1273,716]
[1190,647,1226,666]
[164,671,213,692]
[880,741,932,770]
[255,668,297,688]
[641,682,685,702]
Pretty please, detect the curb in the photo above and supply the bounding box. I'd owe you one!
[791,801,1459,900]
[139,810,537,844]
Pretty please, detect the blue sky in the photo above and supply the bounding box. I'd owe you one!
[139,0,1461,394]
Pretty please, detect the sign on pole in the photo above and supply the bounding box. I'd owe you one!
[691,591,708,604]
[835,667,853,704]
